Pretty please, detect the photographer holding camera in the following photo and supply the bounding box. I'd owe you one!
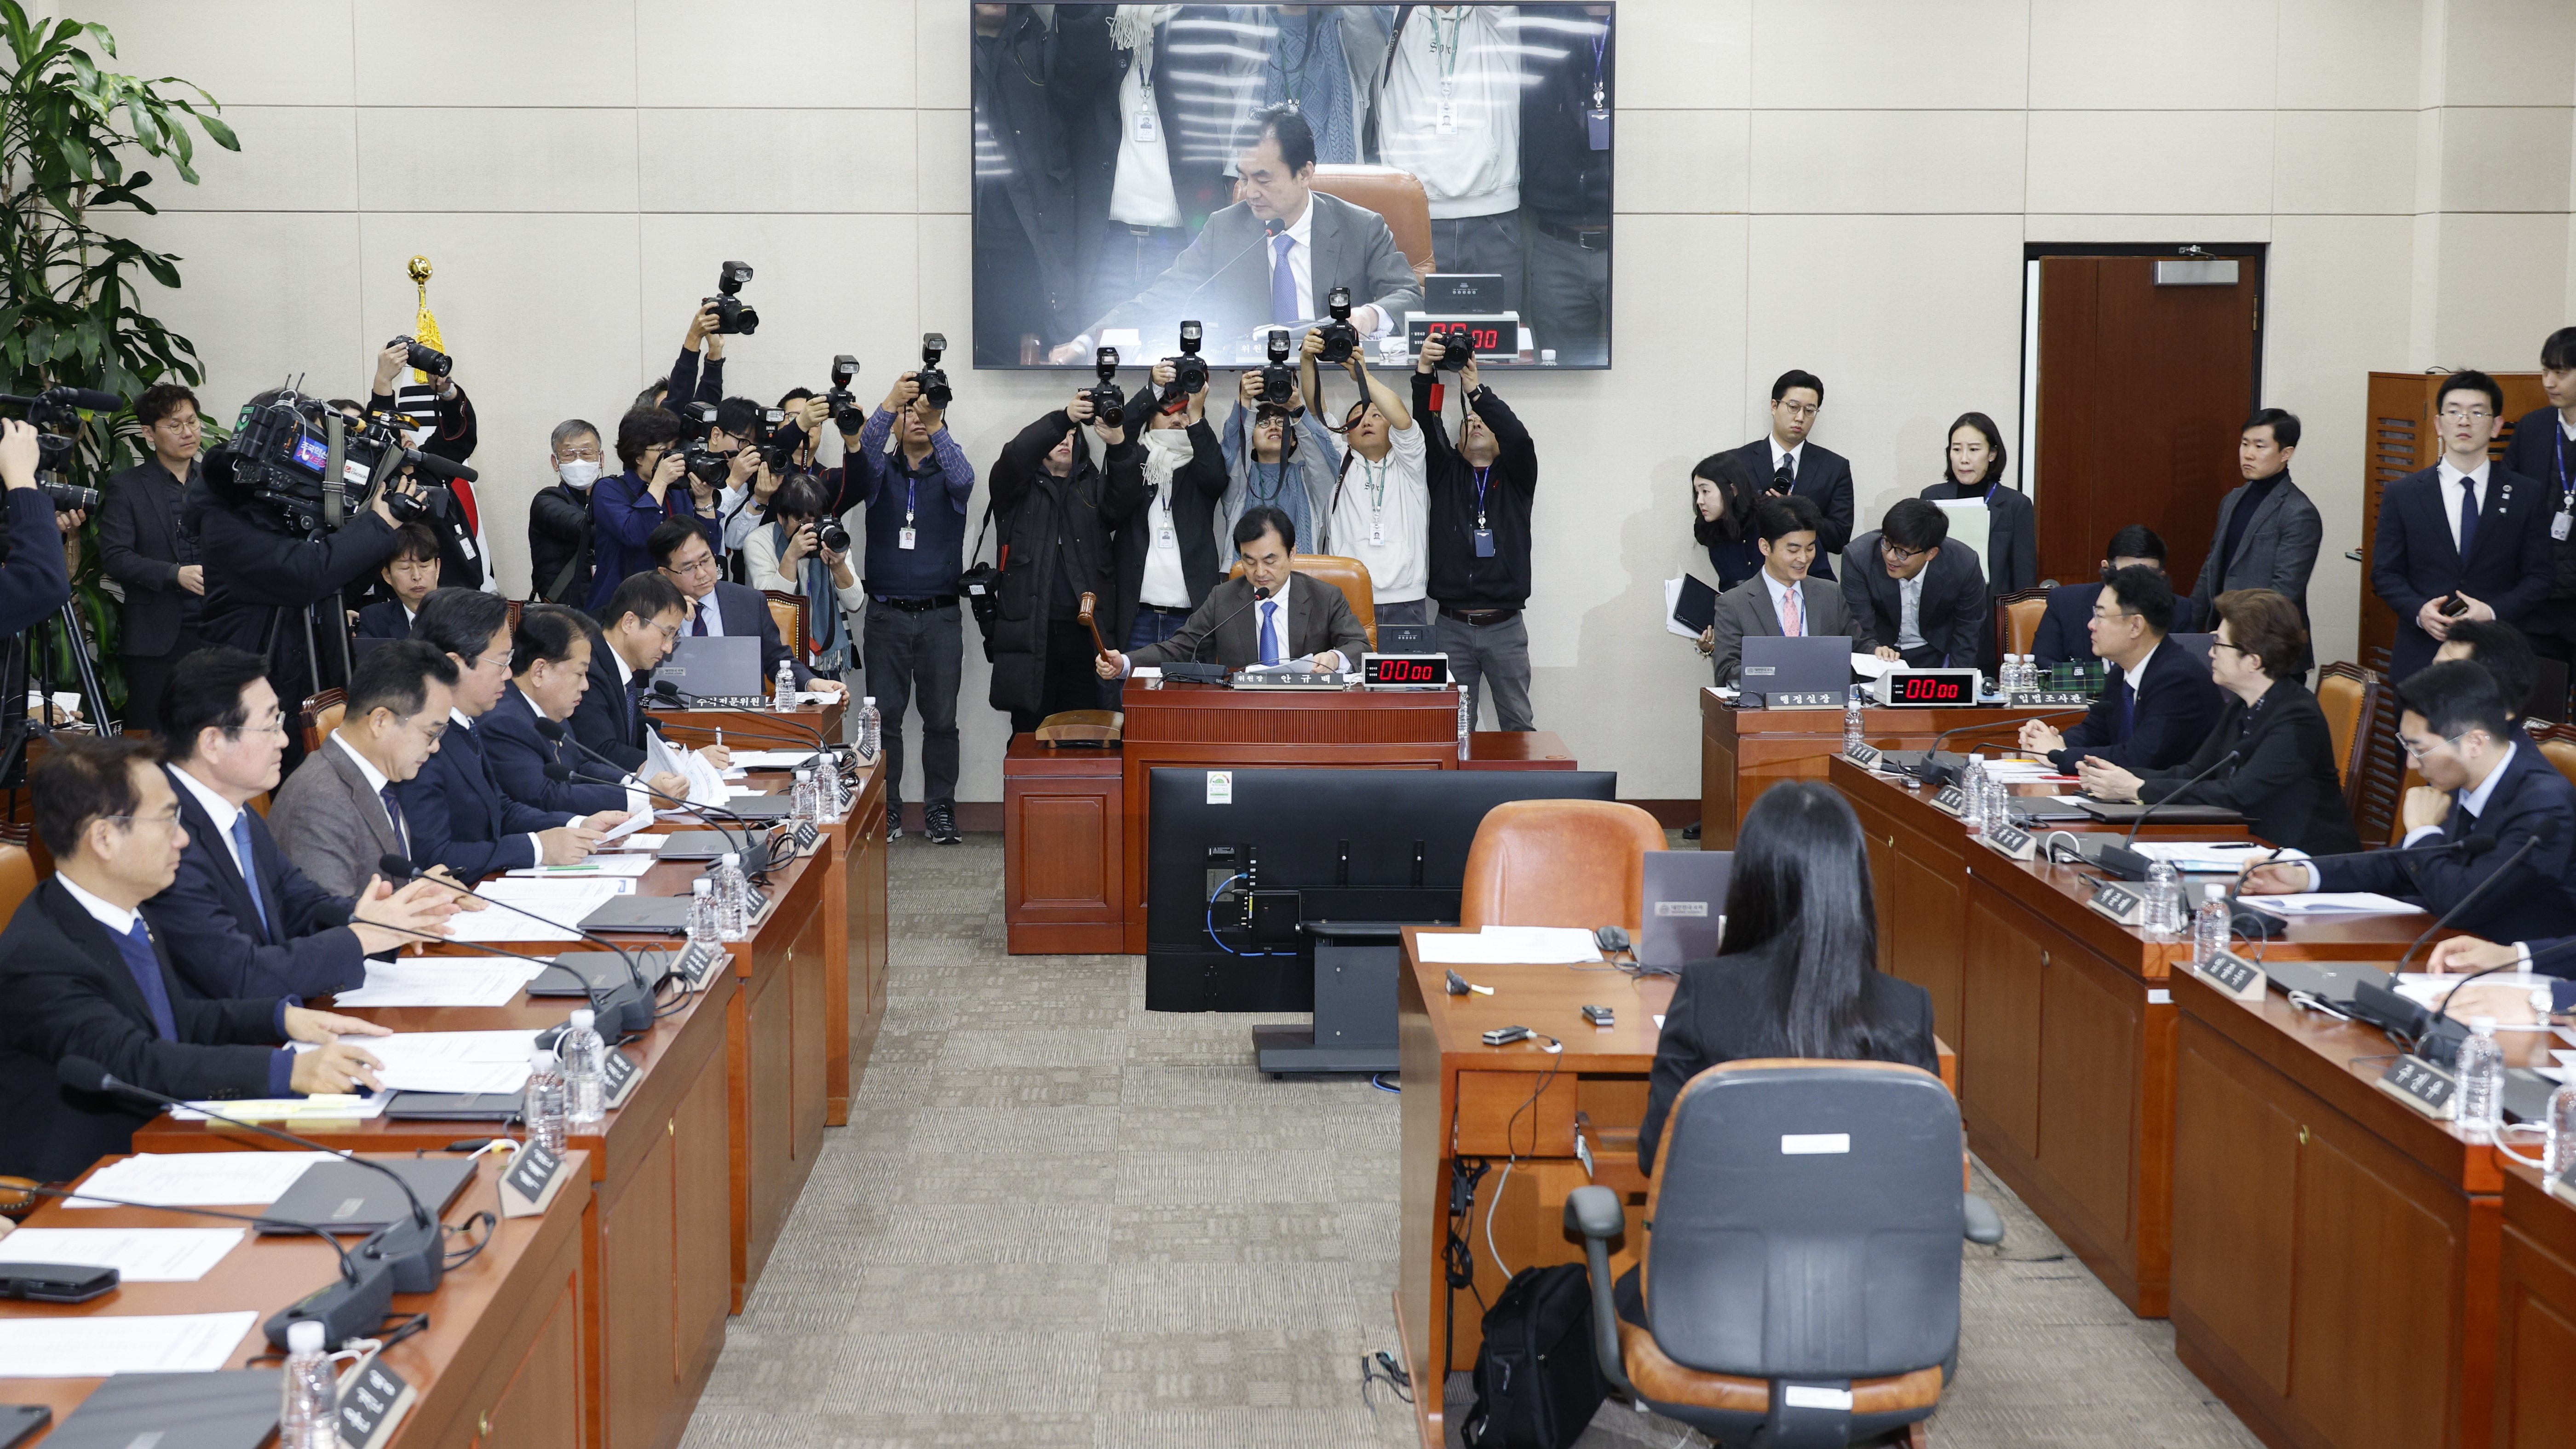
[988,385,1147,734]
[1217,339,1336,559]
[1113,351,1226,655]
[0,417,74,640]
[743,475,862,679]
[1300,326,1429,632]
[586,406,718,611]
[1415,335,1538,730]
[366,337,495,593]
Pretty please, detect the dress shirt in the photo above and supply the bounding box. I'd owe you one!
[58,871,142,938]
[1762,571,1804,637]
[2438,459,2493,556]
[1897,572,1926,651]
[1766,439,1806,480]
[688,591,727,638]
[2296,739,2522,890]
[2124,640,2162,705]
[169,765,250,885]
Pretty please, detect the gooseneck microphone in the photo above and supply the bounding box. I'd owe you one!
[1884,709,2089,787]
[2347,822,2558,1058]
[535,719,760,852]
[1163,584,1273,684]
[2225,834,2496,940]
[55,1054,444,1296]
[374,855,658,1036]
[2085,750,2242,881]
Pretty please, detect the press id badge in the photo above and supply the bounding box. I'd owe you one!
[1435,99,1458,136]
[1371,521,1387,547]
[1157,526,1176,547]
[1587,108,1611,150]
[1473,528,1495,558]
[2555,511,2571,542]
[1133,105,1157,143]
[899,527,918,551]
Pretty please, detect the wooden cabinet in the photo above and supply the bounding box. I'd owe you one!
[598,1031,730,1449]
[730,862,830,1305]
[2494,1162,2576,1447]
[1002,736,1126,954]
[471,1270,585,1449]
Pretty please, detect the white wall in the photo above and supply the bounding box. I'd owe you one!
[75,0,2576,804]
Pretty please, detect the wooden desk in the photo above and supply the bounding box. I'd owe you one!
[1699,691,2061,848]
[644,701,844,751]
[2170,966,2533,1449]
[2494,1157,2576,1445]
[5,1153,587,1449]
[811,754,890,1123]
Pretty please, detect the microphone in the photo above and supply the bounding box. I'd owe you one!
[55,1054,444,1296]
[2086,749,2242,880]
[2225,834,2497,940]
[374,855,658,1036]
[2348,822,2558,1056]
[398,448,476,484]
[650,678,836,753]
[1165,584,1273,685]
[1883,710,2089,787]
[536,722,765,869]
[350,913,659,1040]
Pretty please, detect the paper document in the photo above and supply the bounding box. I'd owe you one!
[2243,892,2420,915]
[2120,841,2284,874]
[1850,653,1894,680]
[297,1029,544,1094]
[169,1094,386,1123]
[604,834,669,853]
[441,880,621,942]
[508,852,658,879]
[331,960,546,1008]
[730,749,833,769]
[65,1152,337,1208]
[0,1227,243,1281]
[1416,926,1604,966]
[598,810,656,844]
[0,1311,258,1375]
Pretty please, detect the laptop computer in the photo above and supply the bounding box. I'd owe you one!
[257,1156,477,1236]
[1737,635,1852,705]
[1638,851,1732,968]
[654,635,764,702]
[580,895,698,936]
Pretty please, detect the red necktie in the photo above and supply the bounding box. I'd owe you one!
[1782,584,1803,638]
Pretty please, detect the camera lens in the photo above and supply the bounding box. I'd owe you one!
[818,522,851,553]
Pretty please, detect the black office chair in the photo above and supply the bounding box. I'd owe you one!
[1566,1060,2004,1448]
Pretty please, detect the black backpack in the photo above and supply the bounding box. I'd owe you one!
[1460,1264,1612,1449]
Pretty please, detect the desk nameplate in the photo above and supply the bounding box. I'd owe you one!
[1842,742,1881,770]
[1930,785,1968,817]
[2007,690,2093,709]
[1764,691,1841,709]
[1978,821,2038,861]
[2086,878,2147,926]
[2191,951,2267,1002]
[2375,1055,2460,1120]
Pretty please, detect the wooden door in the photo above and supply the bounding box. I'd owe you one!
[2034,255,2262,588]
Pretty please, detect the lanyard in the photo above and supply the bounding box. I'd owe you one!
[905,475,917,528]
[1361,455,1390,519]
[1472,465,1493,526]
[1248,460,1285,503]
[2557,424,2573,508]
[1589,23,1608,108]
[1434,9,1461,80]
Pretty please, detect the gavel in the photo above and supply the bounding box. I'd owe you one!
[1078,592,1111,659]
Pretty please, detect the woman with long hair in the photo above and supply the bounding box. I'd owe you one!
[1920,410,2036,594]
[1690,450,1764,591]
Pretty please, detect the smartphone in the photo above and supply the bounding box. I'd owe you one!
[2440,592,2470,617]
[1482,1025,1532,1046]
[0,1406,52,1449]
[1581,1005,1615,1027]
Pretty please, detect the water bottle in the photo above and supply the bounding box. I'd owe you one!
[687,876,721,951]
[2545,1084,2576,1176]
[774,659,797,712]
[2144,860,2185,938]
[558,1009,606,1128]
[1843,694,1867,754]
[858,696,882,762]
[1457,690,1473,760]
[2456,1016,2505,1135]
[1957,757,1988,833]
[713,853,750,939]
[279,1319,337,1449]
[2193,882,2231,967]
[1984,770,2012,828]
[791,768,817,827]
[525,1048,568,1155]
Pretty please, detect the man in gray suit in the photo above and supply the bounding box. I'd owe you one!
[1710,495,1855,686]
[1098,506,1369,676]
[269,638,458,897]
[2188,408,2322,669]
[1051,104,1421,365]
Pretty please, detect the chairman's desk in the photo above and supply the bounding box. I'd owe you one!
[1700,690,2080,849]
[3,1152,588,1449]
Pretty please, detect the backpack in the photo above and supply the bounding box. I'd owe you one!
[1459,1264,1611,1449]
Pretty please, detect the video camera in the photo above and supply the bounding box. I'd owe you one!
[1314,287,1361,366]
[825,355,866,434]
[226,387,474,535]
[1158,321,1207,413]
[917,334,952,410]
[1256,328,1298,416]
[0,386,116,512]
[1087,348,1126,430]
[388,334,450,379]
[704,261,759,336]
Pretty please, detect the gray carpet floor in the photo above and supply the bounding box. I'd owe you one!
[679,834,2261,1448]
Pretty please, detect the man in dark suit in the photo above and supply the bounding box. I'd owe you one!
[2033,526,2199,668]
[147,649,458,1000]
[1707,495,1856,686]
[2371,369,2552,682]
[2248,661,2576,942]
[1097,506,1368,677]
[398,589,621,878]
[2187,409,2322,667]
[95,382,204,732]
[2019,565,2223,772]
[0,735,389,1183]
[1841,499,1983,668]
[573,572,689,776]
[646,520,846,702]
[353,523,440,639]
[2503,328,2576,667]
[1725,370,1853,582]
[484,603,684,815]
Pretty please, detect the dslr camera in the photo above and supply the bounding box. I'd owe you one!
[1087,348,1126,430]
[824,355,866,433]
[1314,287,1361,366]
[0,386,113,512]
[1421,322,1474,373]
[1158,320,1208,413]
[1256,328,1298,415]
[226,388,474,534]
[816,519,852,554]
[704,260,759,336]
[388,334,451,379]
[916,333,953,410]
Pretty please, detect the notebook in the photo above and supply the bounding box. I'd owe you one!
[257,1157,475,1236]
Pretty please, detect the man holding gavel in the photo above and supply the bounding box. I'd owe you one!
[1095,506,1368,679]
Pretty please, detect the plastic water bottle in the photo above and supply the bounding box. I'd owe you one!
[525,1048,568,1154]
[558,1009,606,1128]
[2545,1084,2576,1176]
[1457,690,1473,760]
[774,660,797,711]
[2144,860,2185,938]
[1957,757,1988,833]
[857,696,882,762]
[687,876,721,952]
[2193,882,2231,967]
[279,1319,337,1449]
[713,853,750,939]
[2455,1016,2504,1134]
[1843,694,1867,754]
[1983,771,2012,828]
[791,768,817,827]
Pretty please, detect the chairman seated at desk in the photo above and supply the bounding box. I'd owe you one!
[1097,506,1369,678]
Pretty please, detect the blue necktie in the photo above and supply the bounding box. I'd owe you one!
[2459,481,2480,562]
[2118,674,2136,740]
[229,813,270,943]
[379,783,409,860]
[1270,233,1298,324]
[1259,601,1282,666]
[111,917,178,1041]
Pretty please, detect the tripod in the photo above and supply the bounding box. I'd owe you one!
[0,592,120,788]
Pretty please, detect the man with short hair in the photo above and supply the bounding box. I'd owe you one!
[1418,337,1538,730]
[97,381,204,732]
[853,370,977,844]
[356,524,440,639]
[2249,660,2576,942]
[648,522,846,700]
[2034,525,2199,668]
[2188,408,2322,669]
[147,648,458,1000]
[1096,506,1368,676]
[481,604,680,817]
[1707,495,1853,687]
[2504,328,2576,667]
[1842,499,1983,669]
[574,572,690,775]
[2019,564,2223,772]
[529,419,605,606]
[400,589,621,878]
[270,640,460,897]
[1302,328,1431,632]
[1726,371,1853,581]
[2372,369,2553,681]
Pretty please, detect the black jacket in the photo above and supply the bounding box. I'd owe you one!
[354,599,412,639]
[1639,946,1936,1175]
[1518,4,1613,229]
[970,8,1084,345]
[397,713,568,878]
[567,633,649,774]
[2135,681,2362,857]
[148,765,364,1001]
[0,489,72,639]
[1418,373,1538,610]
[1054,6,1237,312]
[2501,408,2576,611]
[2316,740,2576,944]
[529,480,593,605]
[2370,461,2553,680]
[0,879,288,1182]
[2050,634,2225,773]
[1727,439,1853,580]
[95,458,201,655]
[193,481,402,702]
[1841,531,1985,667]
[987,410,1146,714]
[1110,385,1227,647]
[482,682,627,815]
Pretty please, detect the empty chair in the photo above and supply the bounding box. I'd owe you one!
[1460,798,1665,933]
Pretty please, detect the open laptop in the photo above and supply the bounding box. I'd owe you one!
[1639,851,1732,968]
[1737,635,1852,705]
[653,635,764,702]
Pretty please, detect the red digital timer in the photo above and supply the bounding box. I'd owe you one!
[1430,323,1506,353]
[1360,653,1453,690]
[1880,669,1979,707]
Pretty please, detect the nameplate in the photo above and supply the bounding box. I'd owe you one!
[2192,950,2267,1002]
[1978,821,2038,861]
[335,1357,414,1449]
[673,941,726,989]
[1842,742,1881,770]
[664,694,765,711]
[600,1048,641,1108]
[2375,1055,2459,1120]
[1930,785,1968,816]
[1765,690,1839,709]
[498,1141,570,1219]
[2086,878,2146,926]
[2008,690,2093,708]
[791,821,820,854]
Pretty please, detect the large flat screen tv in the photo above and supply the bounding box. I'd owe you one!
[968,3,1617,369]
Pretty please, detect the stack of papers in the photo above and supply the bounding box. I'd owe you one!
[444,880,625,942]
[506,853,659,879]
[731,748,832,769]
[65,1152,336,1208]
[0,1312,257,1375]
[293,1029,543,1094]
[0,1228,242,1281]
[1416,926,1604,966]
[2122,841,2283,874]
[331,960,547,1008]
[2242,892,2418,915]
[169,1095,387,1123]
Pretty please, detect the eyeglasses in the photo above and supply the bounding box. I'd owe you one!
[2438,404,2495,421]
[665,555,719,579]
[1880,540,1929,565]
[226,713,288,738]
[2400,731,2470,761]
[1775,401,1820,419]
[104,807,184,831]
[2208,641,2247,656]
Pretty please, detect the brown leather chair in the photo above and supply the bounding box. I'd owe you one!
[761,591,810,664]
[0,837,37,925]
[2314,662,2377,791]
[1302,165,1434,271]
[2537,723,2576,794]
[1227,554,1380,652]
[505,599,523,635]
[1994,586,2051,661]
[299,689,346,757]
[1460,799,1665,933]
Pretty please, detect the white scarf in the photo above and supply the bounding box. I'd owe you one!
[1141,428,1192,496]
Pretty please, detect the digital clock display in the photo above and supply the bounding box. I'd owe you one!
[1894,674,1972,703]
[1426,321,1506,354]
[1360,653,1452,690]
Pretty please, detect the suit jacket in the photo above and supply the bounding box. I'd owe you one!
[270,737,414,899]
[354,598,414,640]
[1127,574,1369,670]
[2501,408,2576,620]
[568,639,650,775]
[0,879,286,1182]
[1728,440,1853,580]
[1637,946,1936,1175]
[1919,480,2038,596]
[148,765,364,1001]
[2049,634,2224,772]
[94,459,200,656]
[2188,472,2322,622]
[399,714,569,879]
[1707,572,1855,686]
[2134,681,2362,857]
[1840,532,1985,667]
[2370,462,2553,679]
[2317,741,2576,943]
[482,683,626,815]
[704,580,815,689]
[2033,580,2197,668]
[1086,190,1424,348]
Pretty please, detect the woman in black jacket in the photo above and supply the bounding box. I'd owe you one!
[1918,410,2036,594]
[1690,450,1763,592]
[2076,589,2363,857]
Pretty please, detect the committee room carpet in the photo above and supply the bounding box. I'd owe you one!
[678,834,2259,1449]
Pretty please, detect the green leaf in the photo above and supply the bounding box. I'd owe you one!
[195,111,236,151]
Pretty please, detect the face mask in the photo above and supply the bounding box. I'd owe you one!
[558,460,602,490]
